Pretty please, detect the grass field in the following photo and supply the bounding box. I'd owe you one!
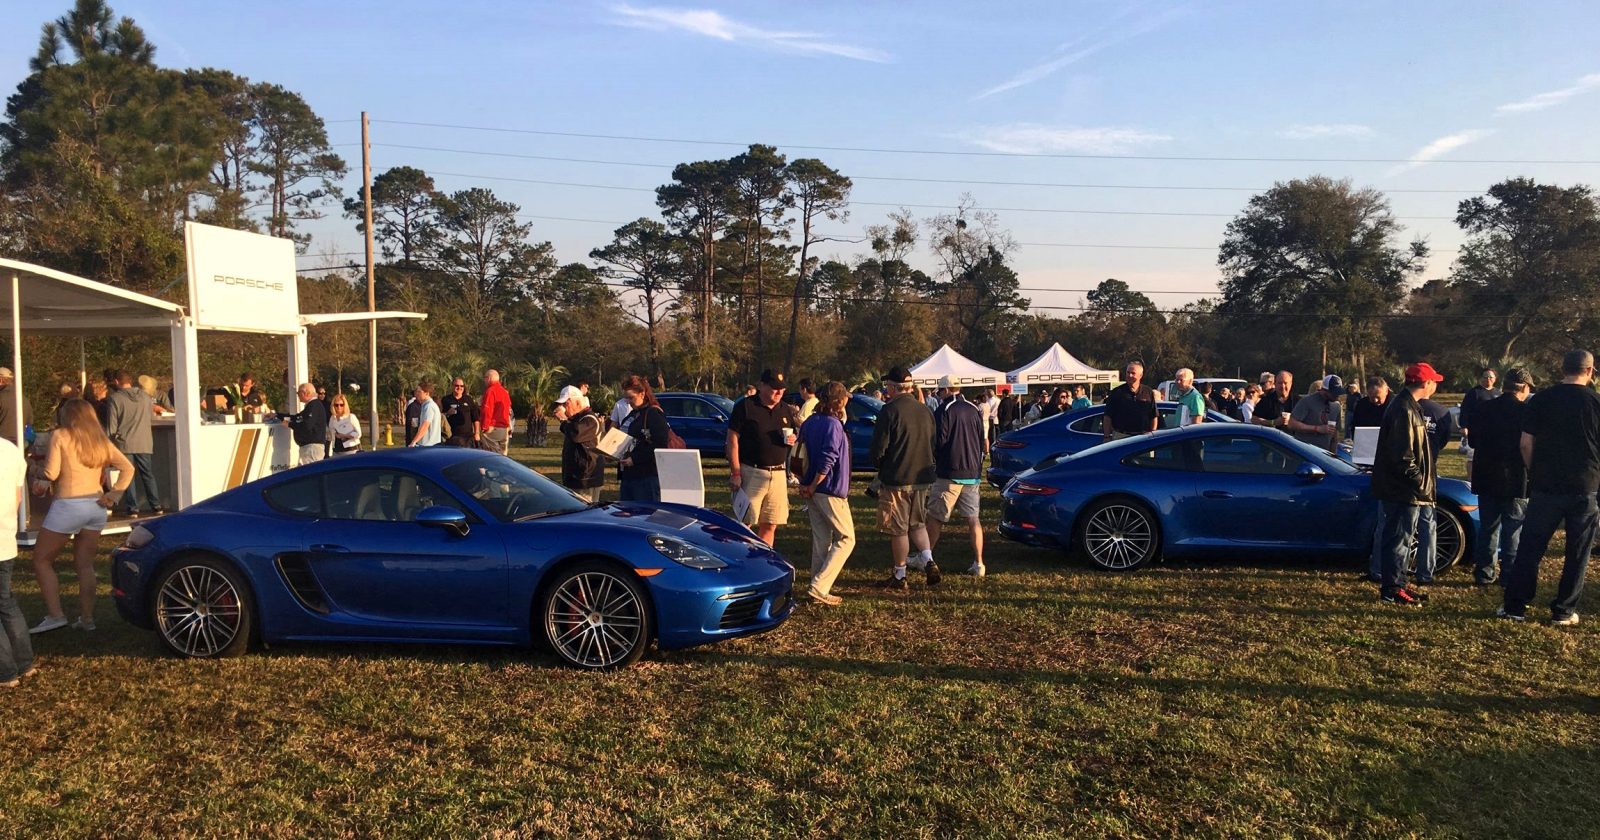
[2,444,1596,838]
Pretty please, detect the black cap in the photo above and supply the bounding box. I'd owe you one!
[759,369,785,388]
[1503,367,1534,387]
[883,366,913,385]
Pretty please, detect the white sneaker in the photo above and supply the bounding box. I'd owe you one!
[71,616,96,632]
[29,615,67,635]
[966,563,987,578]
[1552,613,1580,627]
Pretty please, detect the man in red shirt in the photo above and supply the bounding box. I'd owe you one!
[479,369,513,454]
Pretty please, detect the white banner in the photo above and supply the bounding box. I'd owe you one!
[185,222,299,333]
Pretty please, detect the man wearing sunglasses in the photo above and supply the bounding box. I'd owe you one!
[440,378,481,447]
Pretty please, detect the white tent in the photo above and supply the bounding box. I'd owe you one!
[907,344,1007,388]
[1008,342,1118,387]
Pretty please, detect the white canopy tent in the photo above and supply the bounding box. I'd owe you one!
[3,223,423,542]
[1007,343,1119,389]
[907,344,1007,388]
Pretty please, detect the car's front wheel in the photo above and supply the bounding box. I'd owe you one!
[1432,507,1468,572]
[541,561,652,670]
[1077,497,1161,571]
[152,557,253,658]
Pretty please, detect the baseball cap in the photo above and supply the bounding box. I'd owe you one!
[938,375,959,389]
[1503,367,1535,388]
[759,369,785,388]
[1321,374,1347,397]
[883,366,913,385]
[1404,362,1445,384]
[556,385,584,404]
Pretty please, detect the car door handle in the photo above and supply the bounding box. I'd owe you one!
[1202,490,1233,499]
[311,543,350,554]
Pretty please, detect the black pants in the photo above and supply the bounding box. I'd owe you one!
[1503,493,1598,619]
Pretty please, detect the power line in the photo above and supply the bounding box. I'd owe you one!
[370,119,1600,166]
[371,142,1483,194]
[423,170,1459,220]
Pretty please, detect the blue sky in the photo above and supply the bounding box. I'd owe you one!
[6,0,1600,313]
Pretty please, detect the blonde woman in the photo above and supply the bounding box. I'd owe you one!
[329,394,361,456]
[30,399,133,634]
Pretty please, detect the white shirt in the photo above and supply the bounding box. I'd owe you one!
[0,437,24,560]
[610,400,632,428]
[1238,399,1256,423]
[329,413,361,449]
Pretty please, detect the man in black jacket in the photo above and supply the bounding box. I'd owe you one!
[926,377,988,577]
[871,366,939,591]
[1470,368,1534,585]
[284,383,330,465]
[1371,362,1444,606]
[1458,367,1500,448]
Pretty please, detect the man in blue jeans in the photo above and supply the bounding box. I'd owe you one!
[105,369,162,516]
[1500,350,1600,625]
[1370,362,1444,606]
[0,435,33,688]
[1469,368,1534,585]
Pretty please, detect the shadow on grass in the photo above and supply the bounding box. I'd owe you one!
[669,649,1600,718]
[1373,742,1600,837]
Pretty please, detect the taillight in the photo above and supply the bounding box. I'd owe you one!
[1010,481,1059,496]
[993,440,1026,450]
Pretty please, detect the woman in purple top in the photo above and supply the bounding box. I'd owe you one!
[797,381,854,605]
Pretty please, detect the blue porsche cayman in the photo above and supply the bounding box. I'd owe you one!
[112,449,794,669]
[988,401,1234,488]
[1000,423,1478,572]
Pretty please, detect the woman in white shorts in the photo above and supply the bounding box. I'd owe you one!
[29,399,133,635]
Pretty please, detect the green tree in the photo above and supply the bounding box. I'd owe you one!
[591,218,683,387]
[782,158,851,375]
[727,145,792,370]
[184,68,256,230]
[925,197,1028,362]
[656,159,737,355]
[432,187,557,334]
[247,82,346,247]
[1085,278,1156,313]
[1218,176,1425,382]
[1450,177,1600,360]
[344,165,442,265]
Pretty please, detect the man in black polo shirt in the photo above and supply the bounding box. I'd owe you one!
[1253,369,1297,429]
[727,369,802,547]
[1500,350,1600,625]
[440,377,480,446]
[1458,367,1500,447]
[1101,360,1158,441]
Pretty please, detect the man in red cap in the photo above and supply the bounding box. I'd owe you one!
[1371,362,1445,606]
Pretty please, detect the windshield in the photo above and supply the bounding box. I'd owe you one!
[1274,432,1362,475]
[441,456,591,522]
[707,395,736,414]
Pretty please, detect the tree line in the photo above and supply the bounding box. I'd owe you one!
[2,1,1596,422]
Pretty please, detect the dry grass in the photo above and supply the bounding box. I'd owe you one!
[1,444,1595,838]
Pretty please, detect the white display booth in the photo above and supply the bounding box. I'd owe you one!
[3,222,423,541]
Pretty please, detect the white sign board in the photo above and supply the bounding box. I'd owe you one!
[655,449,705,508]
[1352,427,1379,466]
[185,222,299,333]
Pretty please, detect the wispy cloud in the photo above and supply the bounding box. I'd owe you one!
[1277,123,1374,140]
[1386,129,1493,177]
[957,124,1173,155]
[1495,72,1600,114]
[608,4,890,63]
[974,6,1188,100]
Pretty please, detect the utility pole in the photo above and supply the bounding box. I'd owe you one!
[362,112,379,450]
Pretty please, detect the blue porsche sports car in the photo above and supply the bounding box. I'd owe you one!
[988,401,1234,488]
[999,423,1478,572]
[112,449,795,669]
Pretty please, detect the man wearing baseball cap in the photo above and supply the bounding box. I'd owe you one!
[1371,362,1444,606]
[871,366,940,591]
[556,385,604,502]
[726,369,801,547]
[927,375,988,577]
[1290,375,1346,454]
[1470,367,1535,585]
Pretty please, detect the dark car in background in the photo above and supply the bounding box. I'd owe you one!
[988,402,1234,488]
[656,392,738,458]
[783,392,883,472]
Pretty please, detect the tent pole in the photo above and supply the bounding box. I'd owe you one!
[79,337,86,391]
[12,274,27,540]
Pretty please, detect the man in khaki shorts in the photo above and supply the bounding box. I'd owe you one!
[926,377,988,577]
[871,366,939,592]
[726,369,801,547]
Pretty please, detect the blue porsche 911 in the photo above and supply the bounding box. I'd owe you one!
[1000,423,1478,572]
[112,448,795,669]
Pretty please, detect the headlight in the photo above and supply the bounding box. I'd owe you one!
[648,535,727,570]
[119,525,156,551]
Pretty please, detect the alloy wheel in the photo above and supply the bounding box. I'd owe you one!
[545,571,645,669]
[1084,503,1155,570]
[156,565,244,658]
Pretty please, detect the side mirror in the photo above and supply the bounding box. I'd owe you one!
[416,505,470,536]
[1296,462,1326,482]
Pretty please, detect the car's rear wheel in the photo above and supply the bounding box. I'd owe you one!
[1077,497,1160,571]
[152,557,253,658]
[541,561,652,670]
[1431,507,1467,572]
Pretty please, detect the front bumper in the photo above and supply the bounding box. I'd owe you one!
[649,556,796,650]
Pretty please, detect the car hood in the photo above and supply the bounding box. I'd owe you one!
[519,501,783,562]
